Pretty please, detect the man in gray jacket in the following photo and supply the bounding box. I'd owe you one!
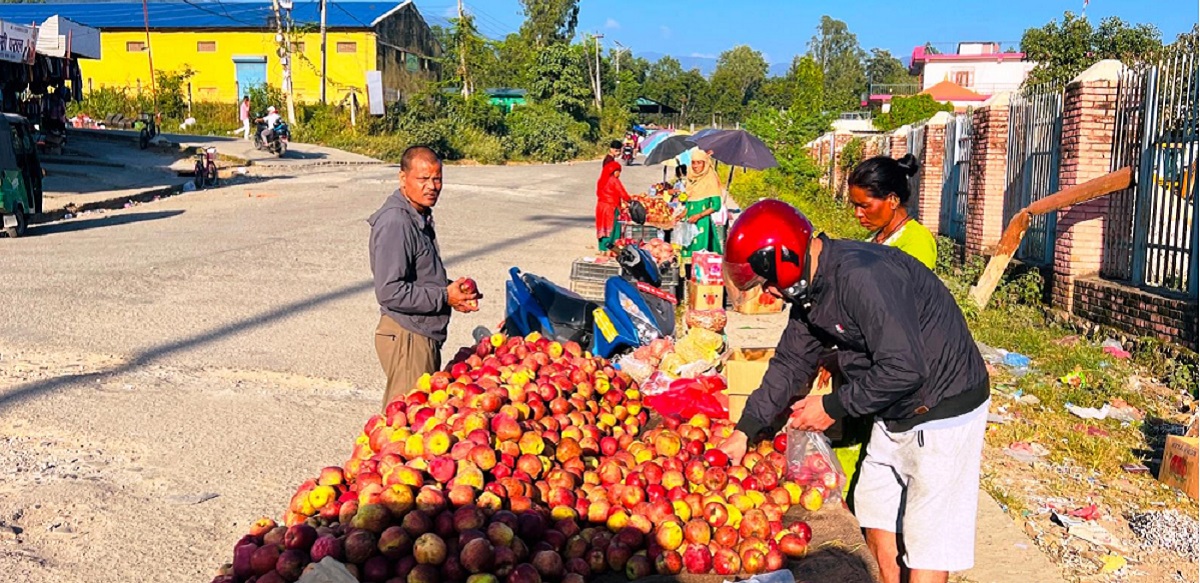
[368,146,480,409]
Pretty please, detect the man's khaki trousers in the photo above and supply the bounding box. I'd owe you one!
[374,315,440,410]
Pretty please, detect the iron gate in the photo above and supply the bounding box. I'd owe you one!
[1005,87,1063,266]
[1104,50,1199,295]
[906,123,926,220]
[940,113,972,243]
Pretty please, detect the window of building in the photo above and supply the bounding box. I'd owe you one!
[405,53,419,72]
[336,41,356,53]
[197,41,217,53]
[126,41,145,52]
[951,69,974,88]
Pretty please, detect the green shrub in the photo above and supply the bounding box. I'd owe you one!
[452,126,506,165]
[729,167,866,240]
[505,103,588,163]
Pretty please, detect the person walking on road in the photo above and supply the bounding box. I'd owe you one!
[716,200,990,583]
[238,96,251,140]
[368,146,480,409]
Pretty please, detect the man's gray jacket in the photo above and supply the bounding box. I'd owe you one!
[368,190,451,343]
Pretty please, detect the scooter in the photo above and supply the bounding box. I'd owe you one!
[621,144,635,166]
[253,119,290,156]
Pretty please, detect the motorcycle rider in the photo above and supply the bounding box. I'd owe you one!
[258,106,282,146]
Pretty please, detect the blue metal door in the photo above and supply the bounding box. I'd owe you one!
[233,56,267,96]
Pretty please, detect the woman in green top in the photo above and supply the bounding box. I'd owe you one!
[832,154,938,505]
[682,149,724,258]
[847,153,937,268]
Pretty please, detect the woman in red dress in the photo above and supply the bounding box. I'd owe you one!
[596,157,631,251]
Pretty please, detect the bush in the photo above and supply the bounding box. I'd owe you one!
[505,103,589,163]
[452,126,506,165]
[728,167,867,240]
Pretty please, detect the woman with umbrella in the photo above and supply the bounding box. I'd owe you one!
[682,149,725,257]
[595,154,631,251]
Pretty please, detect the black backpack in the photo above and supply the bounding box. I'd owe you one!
[628,200,648,225]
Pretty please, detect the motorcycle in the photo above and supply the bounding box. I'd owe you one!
[253,119,290,156]
[621,144,635,166]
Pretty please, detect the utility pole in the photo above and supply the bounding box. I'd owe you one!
[141,0,157,116]
[272,0,296,124]
[593,33,603,110]
[613,41,630,85]
[458,0,470,97]
[319,0,327,104]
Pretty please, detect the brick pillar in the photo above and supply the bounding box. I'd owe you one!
[889,126,908,159]
[831,131,853,190]
[918,112,951,231]
[965,94,1011,257]
[1052,60,1123,312]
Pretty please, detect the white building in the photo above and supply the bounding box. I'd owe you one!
[910,42,1035,96]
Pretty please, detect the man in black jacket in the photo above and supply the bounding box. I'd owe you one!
[718,200,990,583]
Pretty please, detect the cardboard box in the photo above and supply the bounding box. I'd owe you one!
[724,347,775,421]
[730,285,786,315]
[1159,435,1198,500]
[688,282,724,311]
[691,252,724,285]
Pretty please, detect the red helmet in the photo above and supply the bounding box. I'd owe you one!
[723,200,814,298]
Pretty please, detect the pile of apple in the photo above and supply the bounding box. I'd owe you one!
[630,194,682,226]
[211,333,820,583]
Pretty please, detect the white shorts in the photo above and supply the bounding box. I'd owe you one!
[853,401,989,572]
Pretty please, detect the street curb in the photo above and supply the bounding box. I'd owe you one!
[32,183,184,225]
[67,128,253,166]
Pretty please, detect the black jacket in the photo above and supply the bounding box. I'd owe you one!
[734,235,990,438]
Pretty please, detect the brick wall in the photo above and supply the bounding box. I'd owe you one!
[965,99,1010,256]
[831,132,854,191]
[1074,278,1198,351]
[918,119,948,232]
[1051,61,1122,312]
[889,129,908,159]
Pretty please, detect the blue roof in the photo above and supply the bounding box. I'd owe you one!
[0,1,419,30]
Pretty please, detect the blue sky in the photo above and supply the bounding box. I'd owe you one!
[430,0,1197,68]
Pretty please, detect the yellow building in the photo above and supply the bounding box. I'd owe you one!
[0,1,443,105]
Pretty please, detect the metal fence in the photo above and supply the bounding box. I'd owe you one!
[941,113,972,243]
[1004,86,1064,266]
[906,123,926,220]
[1103,50,1199,295]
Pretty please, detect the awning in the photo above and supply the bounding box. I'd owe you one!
[35,16,101,59]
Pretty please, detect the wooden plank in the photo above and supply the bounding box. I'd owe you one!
[969,168,1135,309]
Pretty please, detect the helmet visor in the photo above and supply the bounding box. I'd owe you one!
[722,259,766,292]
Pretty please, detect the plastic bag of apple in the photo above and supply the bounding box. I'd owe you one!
[783,430,847,508]
[211,333,821,583]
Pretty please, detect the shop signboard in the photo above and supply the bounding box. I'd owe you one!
[0,19,36,65]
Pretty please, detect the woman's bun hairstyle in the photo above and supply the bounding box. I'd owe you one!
[896,153,922,178]
[848,155,921,204]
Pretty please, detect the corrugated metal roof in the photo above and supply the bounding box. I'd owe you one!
[0,1,414,30]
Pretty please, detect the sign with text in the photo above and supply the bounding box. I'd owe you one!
[0,19,36,64]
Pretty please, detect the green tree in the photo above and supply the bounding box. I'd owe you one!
[789,55,825,114]
[518,0,580,48]
[873,94,952,132]
[709,45,769,121]
[808,16,866,112]
[527,42,592,119]
[864,49,915,92]
[1021,11,1162,86]
[641,57,713,124]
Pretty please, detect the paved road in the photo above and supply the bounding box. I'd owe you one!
[0,155,1061,582]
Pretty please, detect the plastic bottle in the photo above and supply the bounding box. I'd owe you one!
[738,570,796,583]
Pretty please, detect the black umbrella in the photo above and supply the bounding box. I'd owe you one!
[693,130,778,170]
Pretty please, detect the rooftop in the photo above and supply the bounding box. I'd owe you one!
[0,1,426,30]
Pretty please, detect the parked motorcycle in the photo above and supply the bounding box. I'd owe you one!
[253,119,290,156]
